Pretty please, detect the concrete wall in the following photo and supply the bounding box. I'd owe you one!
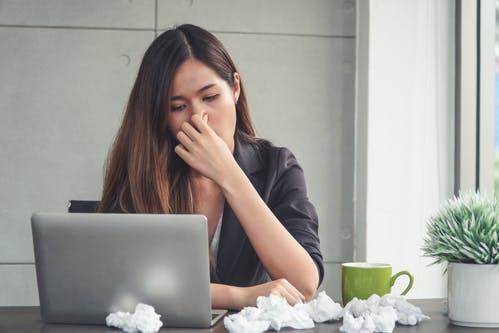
[0,0,356,305]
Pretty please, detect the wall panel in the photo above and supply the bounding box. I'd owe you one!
[158,0,355,36]
[318,262,341,300]
[0,265,38,306]
[0,27,153,262]
[0,0,154,29]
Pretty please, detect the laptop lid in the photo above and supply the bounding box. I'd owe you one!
[31,213,221,328]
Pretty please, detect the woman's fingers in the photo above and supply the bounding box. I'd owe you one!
[271,289,300,306]
[283,279,306,302]
[176,115,211,148]
[174,144,192,163]
[239,278,310,309]
[174,113,237,184]
[179,121,201,142]
[274,279,306,305]
[176,131,194,151]
[190,114,211,133]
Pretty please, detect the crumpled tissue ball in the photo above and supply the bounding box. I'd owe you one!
[106,303,163,333]
[379,294,430,325]
[340,294,430,333]
[341,311,377,333]
[296,291,343,322]
[224,315,271,333]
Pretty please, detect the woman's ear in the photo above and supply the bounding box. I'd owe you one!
[233,72,241,103]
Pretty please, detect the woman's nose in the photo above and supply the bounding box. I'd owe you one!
[191,104,207,118]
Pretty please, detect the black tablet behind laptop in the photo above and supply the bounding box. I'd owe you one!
[31,213,227,328]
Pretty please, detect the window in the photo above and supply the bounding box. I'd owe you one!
[495,1,499,195]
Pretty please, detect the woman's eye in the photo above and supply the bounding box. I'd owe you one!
[203,94,219,102]
[170,105,185,112]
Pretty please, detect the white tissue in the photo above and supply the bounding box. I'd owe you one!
[106,303,163,333]
[340,294,430,333]
[341,294,397,332]
[341,312,377,333]
[224,292,429,333]
[256,294,314,330]
[223,314,271,333]
[379,294,430,325]
[224,291,341,333]
[296,291,343,322]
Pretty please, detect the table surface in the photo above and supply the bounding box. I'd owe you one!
[1,299,498,333]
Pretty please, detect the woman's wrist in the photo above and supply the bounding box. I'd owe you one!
[217,162,247,194]
[229,285,248,310]
[212,283,249,310]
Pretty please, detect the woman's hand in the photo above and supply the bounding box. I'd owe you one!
[211,279,306,310]
[174,114,238,184]
[239,279,306,308]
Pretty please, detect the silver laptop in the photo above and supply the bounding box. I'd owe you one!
[31,213,227,328]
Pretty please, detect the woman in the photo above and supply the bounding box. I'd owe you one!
[98,24,323,310]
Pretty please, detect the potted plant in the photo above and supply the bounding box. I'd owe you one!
[422,191,499,327]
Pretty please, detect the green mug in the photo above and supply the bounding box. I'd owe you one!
[341,262,414,305]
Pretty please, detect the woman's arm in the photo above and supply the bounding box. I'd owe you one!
[217,163,319,300]
[176,115,320,301]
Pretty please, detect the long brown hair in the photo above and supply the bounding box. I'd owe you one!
[98,24,255,213]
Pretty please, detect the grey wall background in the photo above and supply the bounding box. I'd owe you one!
[0,0,356,305]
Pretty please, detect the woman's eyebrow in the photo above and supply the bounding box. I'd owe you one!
[170,83,217,101]
[197,83,216,93]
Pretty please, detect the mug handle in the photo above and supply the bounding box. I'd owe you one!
[390,270,414,296]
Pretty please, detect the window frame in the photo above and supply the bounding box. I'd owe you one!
[455,0,495,193]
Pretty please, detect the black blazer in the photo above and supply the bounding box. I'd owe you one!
[211,137,324,287]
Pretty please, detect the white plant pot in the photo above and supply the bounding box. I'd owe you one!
[448,262,499,327]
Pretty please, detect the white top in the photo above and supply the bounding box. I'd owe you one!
[209,213,223,269]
